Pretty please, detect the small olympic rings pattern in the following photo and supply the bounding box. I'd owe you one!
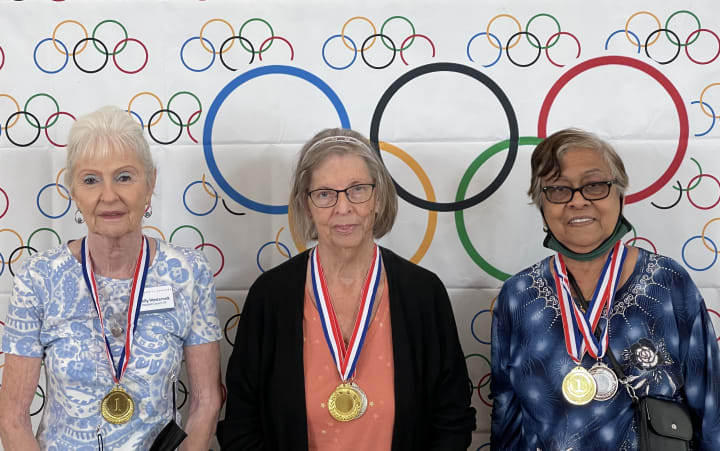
[1,93,75,148]
[693,83,720,135]
[322,16,436,70]
[181,18,294,72]
[183,175,247,217]
[34,20,148,74]
[605,10,720,65]
[126,91,202,144]
[467,13,581,68]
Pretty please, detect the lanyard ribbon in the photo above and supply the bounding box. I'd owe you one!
[81,236,150,384]
[553,240,627,363]
[310,245,382,381]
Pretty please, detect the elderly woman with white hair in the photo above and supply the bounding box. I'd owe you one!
[218,128,475,450]
[0,106,223,450]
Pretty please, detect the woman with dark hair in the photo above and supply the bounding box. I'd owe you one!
[490,128,720,449]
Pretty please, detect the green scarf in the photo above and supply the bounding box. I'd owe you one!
[543,213,633,261]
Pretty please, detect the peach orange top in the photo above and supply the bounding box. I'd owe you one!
[303,278,395,450]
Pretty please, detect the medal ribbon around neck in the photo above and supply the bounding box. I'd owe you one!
[81,236,150,383]
[553,240,627,362]
[310,245,382,381]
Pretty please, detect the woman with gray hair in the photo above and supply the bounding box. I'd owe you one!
[0,106,223,450]
[490,128,720,449]
[218,128,475,450]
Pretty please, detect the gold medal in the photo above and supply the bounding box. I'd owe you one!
[328,382,367,422]
[101,385,135,424]
[562,366,597,405]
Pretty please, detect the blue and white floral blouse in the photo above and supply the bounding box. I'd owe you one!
[1,239,222,450]
[491,248,720,450]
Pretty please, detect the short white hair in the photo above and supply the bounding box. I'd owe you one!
[65,106,155,192]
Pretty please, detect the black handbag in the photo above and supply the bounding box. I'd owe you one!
[635,396,693,451]
[567,272,694,451]
[150,378,188,451]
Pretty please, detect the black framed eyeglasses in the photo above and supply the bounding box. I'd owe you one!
[307,183,376,208]
[542,181,615,204]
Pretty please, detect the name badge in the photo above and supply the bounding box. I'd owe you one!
[140,286,175,312]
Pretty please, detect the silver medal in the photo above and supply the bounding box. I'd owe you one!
[589,362,618,401]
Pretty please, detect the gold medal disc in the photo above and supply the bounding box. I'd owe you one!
[562,366,597,406]
[101,385,135,424]
[328,383,367,422]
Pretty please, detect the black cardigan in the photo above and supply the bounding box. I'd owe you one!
[217,247,476,450]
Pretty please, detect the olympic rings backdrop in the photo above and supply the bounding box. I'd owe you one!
[2,1,720,448]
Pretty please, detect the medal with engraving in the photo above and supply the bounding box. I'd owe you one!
[310,245,382,422]
[82,236,150,424]
[562,366,597,405]
[589,361,619,401]
[553,241,627,405]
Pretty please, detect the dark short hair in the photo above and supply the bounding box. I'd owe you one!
[528,128,629,208]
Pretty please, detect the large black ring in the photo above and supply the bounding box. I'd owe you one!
[224,313,242,346]
[4,112,41,147]
[505,31,542,68]
[147,109,183,145]
[361,33,396,70]
[73,37,109,73]
[8,245,38,277]
[644,28,681,65]
[219,36,255,71]
[369,62,519,212]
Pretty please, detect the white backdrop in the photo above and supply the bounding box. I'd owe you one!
[1,1,720,449]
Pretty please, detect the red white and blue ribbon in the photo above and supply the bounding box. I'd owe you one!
[81,236,150,384]
[553,241,627,363]
[310,245,382,381]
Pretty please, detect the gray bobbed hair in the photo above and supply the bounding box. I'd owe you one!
[289,128,398,244]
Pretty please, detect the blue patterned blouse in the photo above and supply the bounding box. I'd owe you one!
[491,248,720,450]
[1,239,221,450]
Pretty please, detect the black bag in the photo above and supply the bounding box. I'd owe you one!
[150,378,187,451]
[636,396,692,451]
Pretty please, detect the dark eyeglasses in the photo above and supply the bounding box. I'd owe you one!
[307,183,375,208]
[542,181,614,204]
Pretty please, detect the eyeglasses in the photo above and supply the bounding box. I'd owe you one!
[307,183,376,208]
[542,181,615,204]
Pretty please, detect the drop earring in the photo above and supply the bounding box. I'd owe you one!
[74,209,85,224]
[144,204,152,219]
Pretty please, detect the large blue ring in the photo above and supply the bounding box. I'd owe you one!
[203,65,350,214]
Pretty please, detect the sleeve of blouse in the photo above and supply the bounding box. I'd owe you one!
[216,280,266,450]
[1,260,45,358]
[184,251,222,346]
[676,271,720,450]
[490,282,524,450]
